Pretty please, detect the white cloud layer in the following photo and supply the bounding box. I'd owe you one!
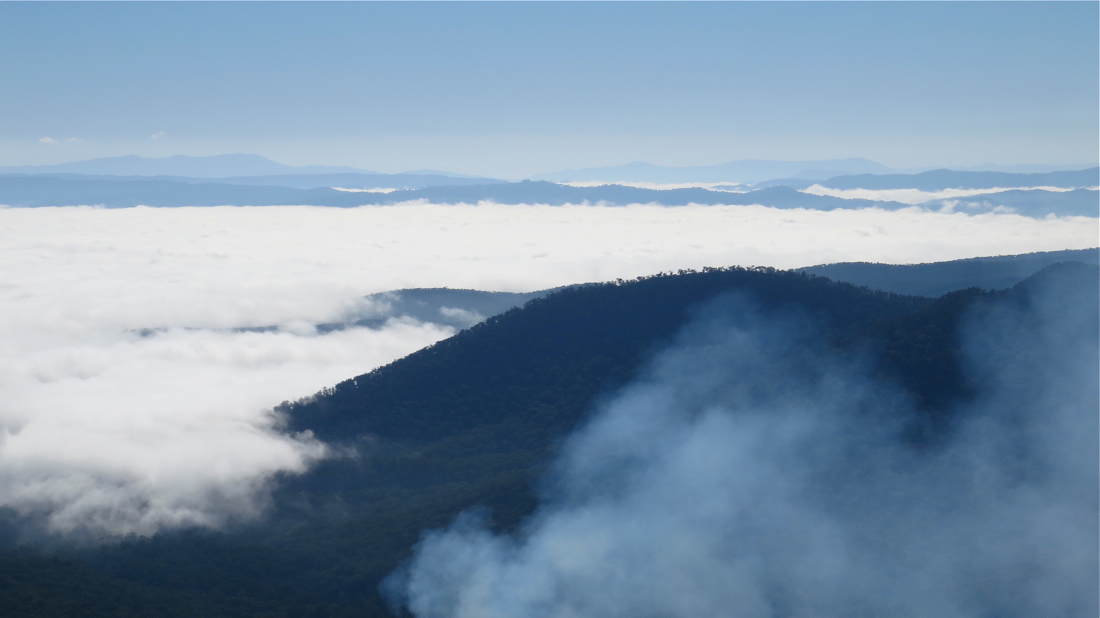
[0,203,1094,538]
[560,181,747,192]
[803,184,1085,205]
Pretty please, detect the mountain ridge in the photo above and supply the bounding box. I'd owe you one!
[0,176,906,210]
[531,158,893,184]
[819,167,1099,191]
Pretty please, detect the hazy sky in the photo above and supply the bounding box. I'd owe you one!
[2,2,1097,177]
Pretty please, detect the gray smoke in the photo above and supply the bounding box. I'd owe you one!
[387,275,1098,617]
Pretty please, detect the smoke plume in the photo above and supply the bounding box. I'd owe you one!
[388,271,1098,617]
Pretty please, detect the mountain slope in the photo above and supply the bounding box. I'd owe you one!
[800,248,1100,297]
[37,268,936,617]
[2,261,1095,617]
[282,268,928,446]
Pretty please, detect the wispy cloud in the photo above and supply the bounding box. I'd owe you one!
[803,184,1081,205]
[151,131,167,139]
[38,137,57,144]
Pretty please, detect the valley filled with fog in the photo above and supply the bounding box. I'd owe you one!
[0,202,1094,537]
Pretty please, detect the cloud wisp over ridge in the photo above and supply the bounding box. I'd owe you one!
[803,184,1095,205]
[388,274,1098,618]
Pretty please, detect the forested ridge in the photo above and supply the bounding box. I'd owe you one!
[1,261,1095,617]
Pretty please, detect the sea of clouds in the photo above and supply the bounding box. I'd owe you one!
[0,202,1095,538]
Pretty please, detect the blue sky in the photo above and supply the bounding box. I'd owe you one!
[2,2,1096,177]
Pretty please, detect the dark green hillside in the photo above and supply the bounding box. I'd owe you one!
[0,550,238,618]
[283,267,928,445]
[82,268,935,615]
[4,262,1095,617]
[821,166,1099,191]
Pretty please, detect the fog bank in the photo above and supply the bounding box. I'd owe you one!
[0,203,1093,538]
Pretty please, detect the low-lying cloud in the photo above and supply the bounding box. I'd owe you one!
[2,320,452,538]
[559,181,747,192]
[803,184,1085,205]
[388,273,1098,618]
[0,203,1094,539]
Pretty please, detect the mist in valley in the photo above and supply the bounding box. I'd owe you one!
[0,202,1089,540]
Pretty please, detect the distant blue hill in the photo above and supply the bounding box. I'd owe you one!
[3,175,1094,218]
[531,158,894,184]
[820,167,1099,191]
[381,181,900,210]
[800,248,1100,297]
[399,169,497,179]
[0,176,902,210]
[921,189,1099,218]
[950,163,1098,174]
[0,154,379,178]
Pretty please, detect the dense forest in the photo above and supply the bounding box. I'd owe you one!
[1,260,1096,617]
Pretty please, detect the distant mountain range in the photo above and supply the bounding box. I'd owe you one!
[800,248,1100,297]
[922,188,1099,218]
[0,154,500,183]
[1,158,1096,217]
[8,172,507,191]
[399,169,498,179]
[531,158,895,184]
[0,154,380,178]
[948,163,1098,174]
[0,176,905,211]
[3,173,1096,217]
[532,160,1098,184]
[6,154,1097,186]
[818,167,1099,191]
